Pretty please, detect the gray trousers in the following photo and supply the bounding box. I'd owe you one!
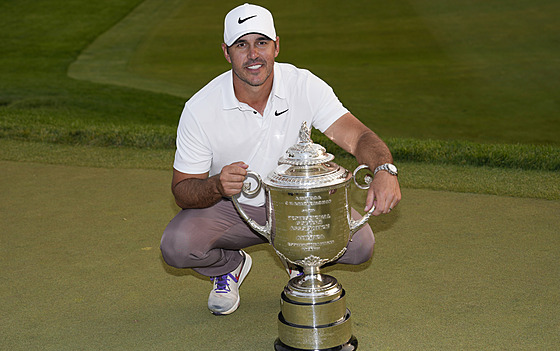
[160,199,375,277]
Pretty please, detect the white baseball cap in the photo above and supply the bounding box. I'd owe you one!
[224,3,277,46]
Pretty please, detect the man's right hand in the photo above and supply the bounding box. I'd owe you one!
[218,161,249,197]
[171,161,249,209]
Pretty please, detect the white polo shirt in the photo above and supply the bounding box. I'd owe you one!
[174,62,349,206]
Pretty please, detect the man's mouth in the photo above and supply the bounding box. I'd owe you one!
[246,63,264,70]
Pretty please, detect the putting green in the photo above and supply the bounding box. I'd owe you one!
[2,160,559,350]
[5,0,557,349]
[68,0,560,144]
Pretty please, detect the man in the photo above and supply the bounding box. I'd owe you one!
[161,3,401,315]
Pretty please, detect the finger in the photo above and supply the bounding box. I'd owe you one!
[372,194,385,216]
[221,172,247,182]
[364,187,375,212]
[223,185,245,197]
[222,166,248,179]
[372,199,386,216]
[230,161,249,169]
[374,191,393,215]
[388,187,402,212]
[367,185,387,216]
[225,164,248,173]
[388,198,399,212]
[219,177,244,191]
[219,164,249,197]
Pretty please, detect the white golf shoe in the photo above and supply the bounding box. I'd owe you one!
[207,250,252,315]
[287,267,304,279]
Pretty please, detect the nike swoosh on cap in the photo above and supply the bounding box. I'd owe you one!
[275,109,289,116]
[238,15,257,24]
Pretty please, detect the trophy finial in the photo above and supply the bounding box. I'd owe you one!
[298,122,312,144]
[279,121,333,165]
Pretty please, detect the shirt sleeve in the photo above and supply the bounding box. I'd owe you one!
[173,104,213,174]
[305,72,349,132]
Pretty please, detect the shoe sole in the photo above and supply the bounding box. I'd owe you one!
[211,251,252,315]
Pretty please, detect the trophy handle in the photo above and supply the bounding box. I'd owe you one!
[349,165,376,235]
[230,170,272,242]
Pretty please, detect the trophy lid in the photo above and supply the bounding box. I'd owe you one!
[265,122,348,189]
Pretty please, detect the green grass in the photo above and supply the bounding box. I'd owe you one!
[2,139,559,200]
[2,114,558,172]
[1,0,559,195]
[1,3,559,350]
[313,132,560,171]
[0,0,184,130]
[2,161,559,350]
[70,0,560,145]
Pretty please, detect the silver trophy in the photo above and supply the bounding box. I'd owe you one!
[232,122,375,350]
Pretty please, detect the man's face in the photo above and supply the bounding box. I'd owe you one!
[222,33,280,88]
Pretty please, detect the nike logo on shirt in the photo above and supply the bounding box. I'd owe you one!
[275,109,289,116]
[238,15,257,24]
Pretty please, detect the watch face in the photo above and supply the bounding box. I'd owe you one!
[388,164,397,174]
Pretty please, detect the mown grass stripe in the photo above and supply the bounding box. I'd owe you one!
[2,139,559,200]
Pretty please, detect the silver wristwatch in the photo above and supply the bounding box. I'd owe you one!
[374,163,398,176]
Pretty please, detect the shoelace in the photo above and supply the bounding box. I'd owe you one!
[211,273,236,292]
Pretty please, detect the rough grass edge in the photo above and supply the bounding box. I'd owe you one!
[312,132,560,172]
[1,119,559,171]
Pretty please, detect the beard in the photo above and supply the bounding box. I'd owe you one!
[232,59,274,87]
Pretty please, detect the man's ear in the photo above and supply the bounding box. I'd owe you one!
[274,36,280,58]
[221,43,232,63]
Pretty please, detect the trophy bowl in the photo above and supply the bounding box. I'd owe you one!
[232,122,374,350]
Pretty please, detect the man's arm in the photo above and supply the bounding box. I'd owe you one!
[171,162,248,209]
[323,112,401,215]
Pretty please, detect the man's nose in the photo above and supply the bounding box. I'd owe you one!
[248,45,259,59]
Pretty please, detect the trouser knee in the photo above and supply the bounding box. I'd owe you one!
[351,232,375,264]
[339,226,375,265]
[160,225,192,268]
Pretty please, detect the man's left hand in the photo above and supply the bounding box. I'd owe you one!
[364,171,401,216]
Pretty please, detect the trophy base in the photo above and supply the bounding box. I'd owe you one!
[276,274,357,350]
[274,335,358,351]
